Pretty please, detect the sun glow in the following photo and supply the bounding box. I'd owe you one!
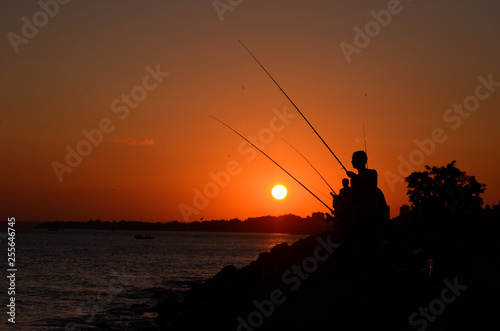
[272,185,287,200]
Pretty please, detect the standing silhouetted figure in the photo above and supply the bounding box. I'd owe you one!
[347,151,378,212]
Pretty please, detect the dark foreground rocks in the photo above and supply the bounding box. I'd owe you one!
[151,217,500,331]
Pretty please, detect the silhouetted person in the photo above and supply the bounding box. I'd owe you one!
[345,151,387,276]
[329,178,352,242]
[346,151,378,211]
[332,178,351,219]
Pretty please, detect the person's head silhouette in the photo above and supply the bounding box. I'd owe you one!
[351,151,368,171]
[342,178,350,188]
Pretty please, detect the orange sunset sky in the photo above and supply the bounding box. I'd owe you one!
[1,0,500,223]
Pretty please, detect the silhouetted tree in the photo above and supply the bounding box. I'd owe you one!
[405,161,485,216]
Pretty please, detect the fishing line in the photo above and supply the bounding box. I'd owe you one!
[281,139,336,195]
[211,115,334,214]
[238,40,348,173]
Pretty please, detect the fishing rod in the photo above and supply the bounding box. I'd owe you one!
[281,139,336,196]
[238,40,348,173]
[210,116,334,214]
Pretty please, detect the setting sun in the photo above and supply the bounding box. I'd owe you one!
[272,185,287,200]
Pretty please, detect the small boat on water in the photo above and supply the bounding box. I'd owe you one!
[135,234,155,239]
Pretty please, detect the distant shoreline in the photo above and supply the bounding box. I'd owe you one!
[32,213,331,235]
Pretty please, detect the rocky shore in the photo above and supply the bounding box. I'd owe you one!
[149,215,500,331]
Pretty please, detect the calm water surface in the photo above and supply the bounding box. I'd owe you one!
[2,229,306,330]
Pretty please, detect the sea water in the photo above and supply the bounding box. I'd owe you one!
[1,229,306,330]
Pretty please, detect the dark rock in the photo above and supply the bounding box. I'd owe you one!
[211,264,239,285]
[151,289,182,326]
[269,242,289,257]
[151,219,500,331]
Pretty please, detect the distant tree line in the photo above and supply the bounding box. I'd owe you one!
[35,212,330,235]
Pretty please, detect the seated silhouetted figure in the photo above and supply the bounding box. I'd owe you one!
[330,178,353,242]
[333,178,351,219]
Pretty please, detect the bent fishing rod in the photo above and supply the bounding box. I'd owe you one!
[281,139,336,196]
[238,40,348,174]
[210,116,334,214]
